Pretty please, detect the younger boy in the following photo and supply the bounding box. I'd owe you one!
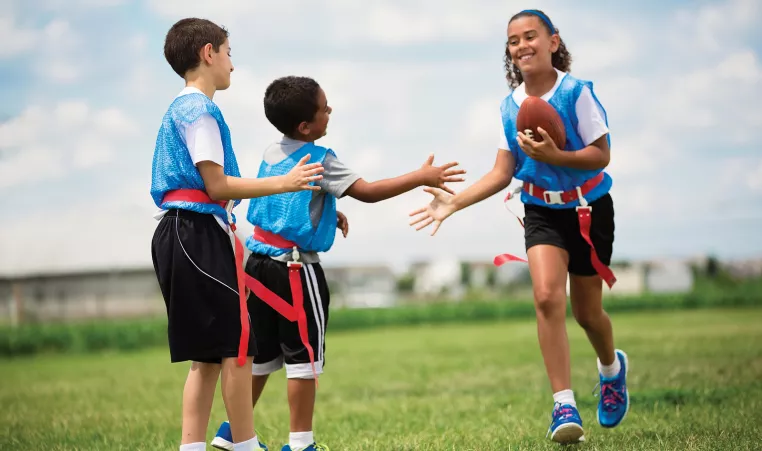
[151,21,324,451]
[210,76,465,451]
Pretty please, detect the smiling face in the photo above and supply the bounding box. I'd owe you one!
[507,15,560,77]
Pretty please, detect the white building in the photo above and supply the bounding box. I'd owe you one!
[0,267,163,325]
[323,265,397,309]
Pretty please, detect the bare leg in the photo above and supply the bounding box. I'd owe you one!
[288,378,316,433]
[528,245,571,393]
[181,362,221,444]
[252,374,269,408]
[570,274,615,365]
[220,357,255,443]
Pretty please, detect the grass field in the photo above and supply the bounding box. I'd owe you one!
[1,308,761,450]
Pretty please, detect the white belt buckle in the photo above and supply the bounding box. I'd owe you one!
[224,200,235,225]
[543,190,564,205]
[288,246,302,268]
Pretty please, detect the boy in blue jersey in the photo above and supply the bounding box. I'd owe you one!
[151,19,324,451]
[211,76,465,451]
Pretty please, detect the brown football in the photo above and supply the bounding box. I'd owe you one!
[516,96,566,149]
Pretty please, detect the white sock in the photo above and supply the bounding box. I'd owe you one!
[598,355,621,379]
[553,389,576,407]
[233,437,261,451]
[289,431,314,450]
[179,443,205,451]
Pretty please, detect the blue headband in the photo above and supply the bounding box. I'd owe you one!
[520,9,555,33]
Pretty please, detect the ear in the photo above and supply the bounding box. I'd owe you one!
[296,121,311,136]
[200,43,214,65]
[549,33,560,53]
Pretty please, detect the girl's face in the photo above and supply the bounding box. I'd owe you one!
[507,15,559,77]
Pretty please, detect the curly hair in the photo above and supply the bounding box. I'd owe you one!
[264,76,321,136]
[503,10,572,90]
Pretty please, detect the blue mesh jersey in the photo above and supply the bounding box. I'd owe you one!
[245,143,338,257]
[501,73,612,209]
[150,92,241,223]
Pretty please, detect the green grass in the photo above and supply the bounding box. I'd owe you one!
[1,308,761,450]
[4,278,762,358]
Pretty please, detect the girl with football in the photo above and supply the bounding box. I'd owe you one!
[409,9,629,444]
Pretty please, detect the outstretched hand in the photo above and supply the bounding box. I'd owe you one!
[283,154,325,192]
[419,154,466,195]
[408,187,457,236]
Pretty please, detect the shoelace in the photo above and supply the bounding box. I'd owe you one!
[545,402,576,438]
[592,381,625,412]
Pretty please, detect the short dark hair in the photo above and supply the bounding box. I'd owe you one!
[164,18,229,78]
[264,76,321,136]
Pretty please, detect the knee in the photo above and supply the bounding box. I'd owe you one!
[573,307,604,330]
[533,286,566,318]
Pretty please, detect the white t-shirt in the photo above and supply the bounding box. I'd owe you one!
[154,87,229,232]
[498,69,609,150]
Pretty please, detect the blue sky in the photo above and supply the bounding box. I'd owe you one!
[0,0,760,275]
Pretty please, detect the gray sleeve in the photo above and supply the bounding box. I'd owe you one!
[316,153,361,198]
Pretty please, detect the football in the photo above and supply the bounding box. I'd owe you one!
[516,96,566,150]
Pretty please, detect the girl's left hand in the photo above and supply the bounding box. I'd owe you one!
[517,127,562,164]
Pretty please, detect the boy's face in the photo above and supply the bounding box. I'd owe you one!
[298,87,332,141]
[209,39,234,90]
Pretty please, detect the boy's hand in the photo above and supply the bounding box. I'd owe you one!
[283,154,325,192]
[408,187,457,236]
[517,127,562,164]
[419,154,466,195]
[337,211,349,238]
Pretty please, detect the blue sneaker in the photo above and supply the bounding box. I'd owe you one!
[546,402,585,444]
[211,421,268,451]
[281,443,330,451]
[596,349,630,428]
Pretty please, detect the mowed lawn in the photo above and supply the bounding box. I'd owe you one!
[1,308,761,450]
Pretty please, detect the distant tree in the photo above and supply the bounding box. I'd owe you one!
[396,273,415,293]
[706,255,720,278]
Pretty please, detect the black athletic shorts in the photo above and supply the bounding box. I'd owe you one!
[246,253,329,379]
[151,209,257,364]
[524,193,615,276]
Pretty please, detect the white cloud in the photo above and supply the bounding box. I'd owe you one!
[2,0,761,277]
[0,15,40,58]
[0,197,157,276]
[0,101,140,190]
[145,0,531,46]
[673,0,760,52]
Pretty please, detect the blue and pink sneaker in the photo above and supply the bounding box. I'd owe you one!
[596,349,630,428]
[547,402,585,443]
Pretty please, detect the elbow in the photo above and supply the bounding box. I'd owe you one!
[599,152,611,169]
[205,183,225,201]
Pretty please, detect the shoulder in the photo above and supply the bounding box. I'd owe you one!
[171,93,221,124]
[302,142,335,161]
[559,72,596,99]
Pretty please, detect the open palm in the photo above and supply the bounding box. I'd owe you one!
[409,187,456,236]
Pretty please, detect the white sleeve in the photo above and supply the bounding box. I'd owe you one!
[183,114,225,166]
[498,122,509,150]
[575,86,609,146]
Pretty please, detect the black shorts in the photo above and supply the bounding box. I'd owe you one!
[151,209,257,364]
[246,253,329,379]
[524,193,615,276]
